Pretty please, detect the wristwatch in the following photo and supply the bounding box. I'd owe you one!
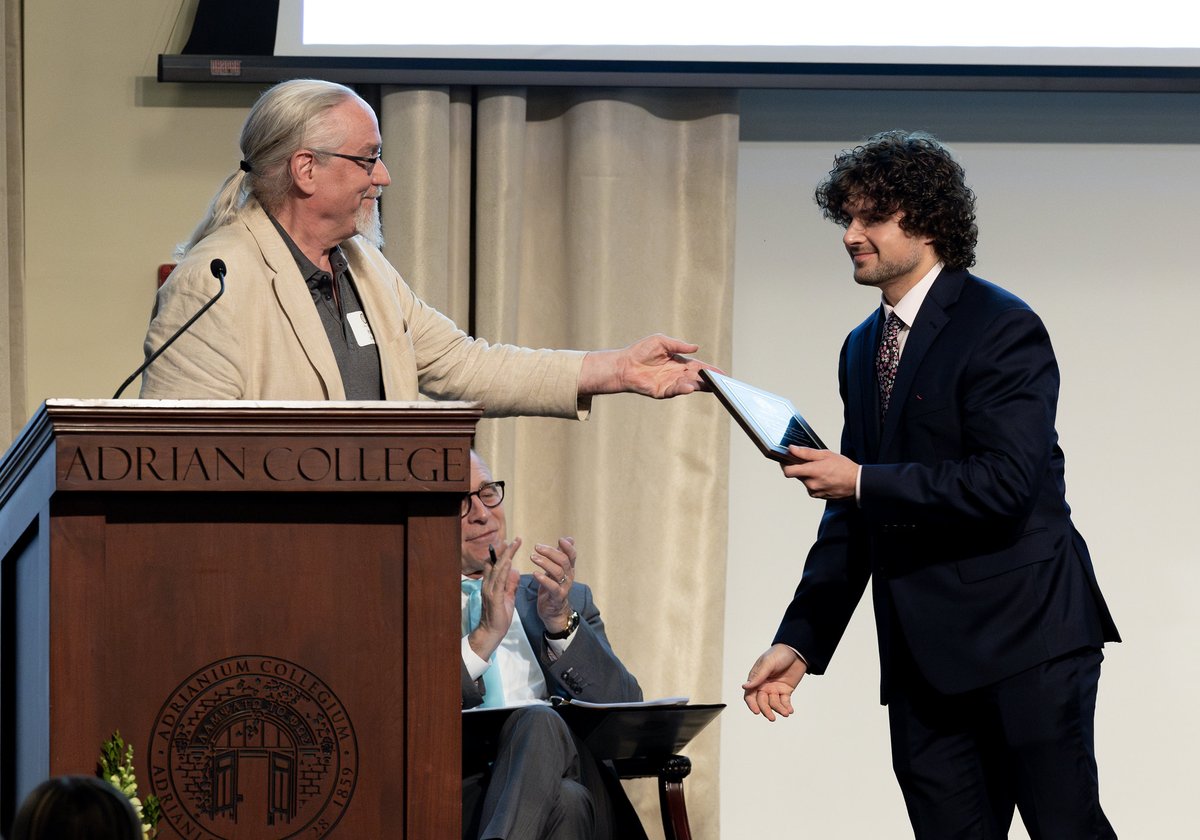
[544,610,580,640]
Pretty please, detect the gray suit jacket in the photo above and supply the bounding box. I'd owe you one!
[461,576,641,708]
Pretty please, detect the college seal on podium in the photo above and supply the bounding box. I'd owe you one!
[148,655,358,839]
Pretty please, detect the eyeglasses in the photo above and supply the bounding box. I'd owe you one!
[461,481,505,517]
[311,149,383,176]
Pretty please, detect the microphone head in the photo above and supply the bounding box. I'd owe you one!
[209,258,227,280]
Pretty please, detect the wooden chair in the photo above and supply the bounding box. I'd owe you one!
[464,701,720,840]
[613,754,695,840]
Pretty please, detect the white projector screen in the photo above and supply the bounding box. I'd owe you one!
[276,0,1200,67]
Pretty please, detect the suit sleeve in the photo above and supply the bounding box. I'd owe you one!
[381,258,589,420]
[535,585,643,703]
[462,662,486,709]
[860,307,1060,531]
[773,338,873,673]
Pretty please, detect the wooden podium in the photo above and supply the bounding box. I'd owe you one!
[0,399,480,839]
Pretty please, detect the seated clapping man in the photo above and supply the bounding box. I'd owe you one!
[461,451,646,840]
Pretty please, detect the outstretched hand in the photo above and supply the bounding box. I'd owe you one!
[578,334,720,398]
[742,644,809,722]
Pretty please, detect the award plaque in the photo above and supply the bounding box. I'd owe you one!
[701,368,826,462]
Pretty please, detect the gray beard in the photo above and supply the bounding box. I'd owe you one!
[355,197,384,249]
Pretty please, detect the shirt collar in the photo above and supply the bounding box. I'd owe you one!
[882,260,944,327]
[267,213,348,286]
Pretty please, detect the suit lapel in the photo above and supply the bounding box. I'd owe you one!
[516,577,544,648]
[246,205,346,399]
[847,310,884,459]
[878,269,963,455]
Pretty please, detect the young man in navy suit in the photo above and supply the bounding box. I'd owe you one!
[743,131,1119,839]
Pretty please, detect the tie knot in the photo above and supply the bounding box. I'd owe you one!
[461,578,482,595]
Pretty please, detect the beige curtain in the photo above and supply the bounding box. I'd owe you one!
[0,0,25,448]
[381,86,737,838]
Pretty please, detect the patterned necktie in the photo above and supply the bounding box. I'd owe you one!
[461,578,506,707]
[876,311,903,418]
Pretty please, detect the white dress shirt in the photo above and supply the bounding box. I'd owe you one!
[855,261,944,500]
[461,578,577,706]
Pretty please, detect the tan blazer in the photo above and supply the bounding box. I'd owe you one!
[140,201,586,418]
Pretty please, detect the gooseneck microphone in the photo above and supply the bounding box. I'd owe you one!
[112,258,228,399]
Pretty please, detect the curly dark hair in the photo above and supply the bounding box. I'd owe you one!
[814,130,978,270]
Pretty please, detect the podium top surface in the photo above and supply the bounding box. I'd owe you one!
[35,398,483,428]
[48,398,480,408]
[46,396,481,411]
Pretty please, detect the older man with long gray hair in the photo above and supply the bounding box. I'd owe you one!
[140,79,710,410]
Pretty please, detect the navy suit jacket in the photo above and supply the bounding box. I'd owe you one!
[775,269,1119,701]
[461,577,642,708]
